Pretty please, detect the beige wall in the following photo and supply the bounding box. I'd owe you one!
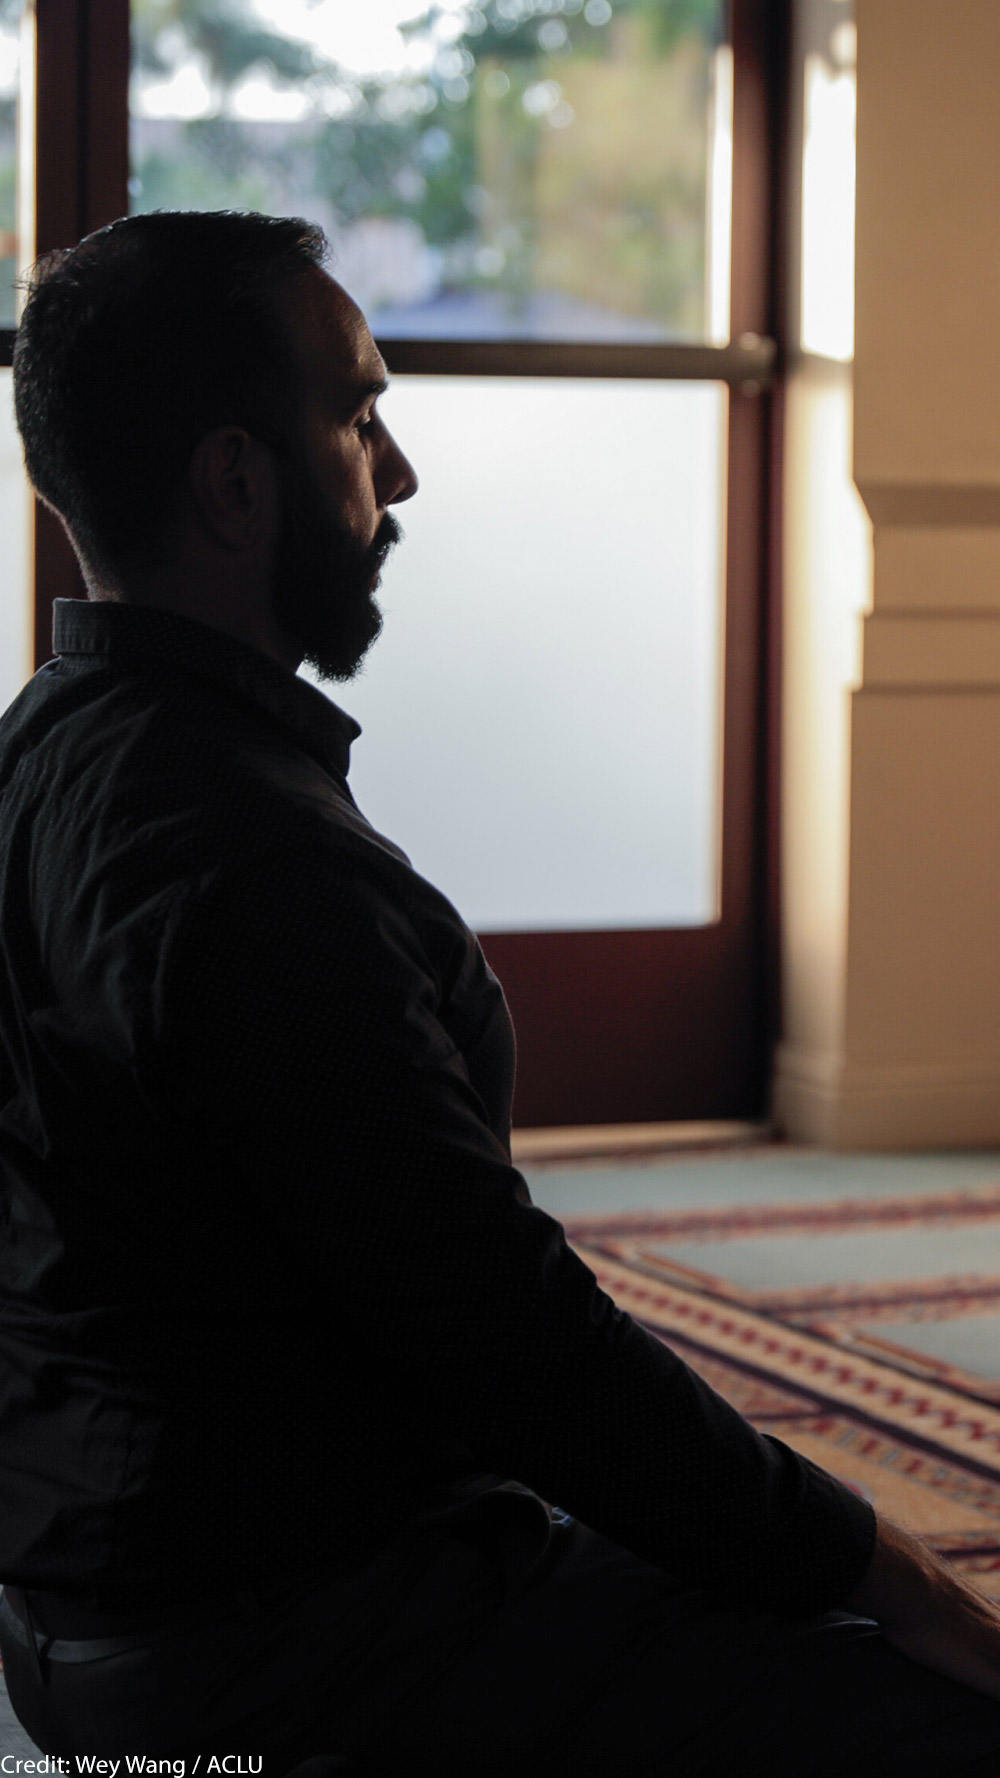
[775,0,1000,1145]
[775,355,870,1139]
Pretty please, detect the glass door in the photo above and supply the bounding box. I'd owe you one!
[20,0,785,1127]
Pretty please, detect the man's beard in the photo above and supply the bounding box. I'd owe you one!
[270,451,402,683]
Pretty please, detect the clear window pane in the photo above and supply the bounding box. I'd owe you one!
[0,1,23,329]
[130,0,732,344]
[0,370,32,712]
[0,0,31,711]
[306,377,728,932]
[800,1,856,361]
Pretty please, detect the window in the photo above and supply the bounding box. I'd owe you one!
[18,0,788,1127]
[0,0,30,714]
[130,0,732,346]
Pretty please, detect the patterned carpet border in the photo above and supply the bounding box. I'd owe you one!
[573,1244,1000,1469]
[565,1199,1000,1592]
[565,1184,1000,1245]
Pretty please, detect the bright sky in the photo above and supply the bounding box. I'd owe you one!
[134,0,467,120]
[252,0,460,78]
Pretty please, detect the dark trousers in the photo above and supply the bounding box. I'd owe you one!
[3,1490,1000,1776]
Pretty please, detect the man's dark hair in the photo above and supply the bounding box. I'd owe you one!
[13,209,329,583]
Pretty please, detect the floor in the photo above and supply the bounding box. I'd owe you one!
[524,1142,1000,1219]
[0,1643,37,1753]
[526,1143,1000,1389]
[6,1141,1000,1755]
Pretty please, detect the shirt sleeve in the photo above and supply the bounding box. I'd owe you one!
[164,825,876,1616]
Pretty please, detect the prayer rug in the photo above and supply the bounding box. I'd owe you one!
[563,1179,1000,1596]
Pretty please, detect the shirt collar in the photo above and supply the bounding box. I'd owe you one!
[52,598,362,781]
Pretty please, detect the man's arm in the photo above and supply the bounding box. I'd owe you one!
[159,834,906,1620]
[842,1512,1000,1704]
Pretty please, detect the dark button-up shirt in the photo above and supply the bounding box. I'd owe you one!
[0,597,876,1610]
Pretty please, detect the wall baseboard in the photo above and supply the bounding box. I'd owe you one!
[510,1120,769,1165]
[773,1044,1000,1149]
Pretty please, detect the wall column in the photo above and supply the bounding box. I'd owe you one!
[775,0,1000,1146]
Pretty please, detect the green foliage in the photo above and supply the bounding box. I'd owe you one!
[401,0,722,64]
[135,144,274,214]
[0,93,13,226]
[132,0,323,84]
[309,114,403,225]
[629,0,725,52]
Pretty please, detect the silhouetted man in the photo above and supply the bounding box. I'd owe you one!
[1,211,1000,1775]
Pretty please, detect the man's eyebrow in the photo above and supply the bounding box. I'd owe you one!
[346,374,390,409]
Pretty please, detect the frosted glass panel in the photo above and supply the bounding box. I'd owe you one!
[0,372,31,715]
[310,377,727,931]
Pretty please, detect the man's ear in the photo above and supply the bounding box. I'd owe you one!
[187,426,277,551]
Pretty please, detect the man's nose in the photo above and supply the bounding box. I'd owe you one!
[378,429,418,507]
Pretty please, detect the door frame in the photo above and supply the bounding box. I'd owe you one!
[14,0,790,1126]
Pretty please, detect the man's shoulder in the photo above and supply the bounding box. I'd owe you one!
[1,651,471,959]
[0,655,421,959]
[3,652,353,841]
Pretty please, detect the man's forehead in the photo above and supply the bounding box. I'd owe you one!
[289,267,386,398]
